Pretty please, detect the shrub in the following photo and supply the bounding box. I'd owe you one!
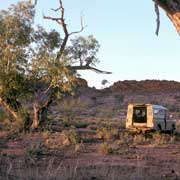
[0,109,5,121]
[133,134,146,145]
[96,127,119,140]
[74,121,88,129]
[25,142,43,158]
[88,124,98,130]
[97,143,113,155]
[118,131,134,147]
[2,118,24,133]
[45,130,81,148]
[151,133,173,146]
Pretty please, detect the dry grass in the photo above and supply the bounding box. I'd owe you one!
[45,130,82,149]
[176,120,180,133]
[1,153,180,180]
[97,143,113,155]
[96,127,119,141]
[1,113,180,180]
[24,141,44,158]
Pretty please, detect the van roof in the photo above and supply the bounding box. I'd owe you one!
[128,103,167,110]
[152,105,167,110]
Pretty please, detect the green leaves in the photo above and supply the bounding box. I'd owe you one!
[67,35,100,67]
[0,0,102,129]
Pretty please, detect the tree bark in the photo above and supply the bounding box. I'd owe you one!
[156,0,180,35]
[31,102,40,129]
[31,98,53,129]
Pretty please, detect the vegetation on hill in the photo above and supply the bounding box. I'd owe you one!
[110,80,180,93]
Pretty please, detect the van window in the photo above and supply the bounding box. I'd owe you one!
[154,109,164,115]
[133,107,147,123]
[153,108,165,119]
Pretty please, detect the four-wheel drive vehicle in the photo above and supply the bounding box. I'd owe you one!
[126,104,176,132]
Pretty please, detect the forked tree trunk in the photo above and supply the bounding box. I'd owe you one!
[31,98,53,129]
[32,103,40,129]
[156,0,180,35]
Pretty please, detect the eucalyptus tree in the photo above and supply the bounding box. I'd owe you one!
[0,0,110,130]
[0,1,35,129]
[67,35,100,71]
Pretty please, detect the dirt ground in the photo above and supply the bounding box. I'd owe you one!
[0,128,180,180]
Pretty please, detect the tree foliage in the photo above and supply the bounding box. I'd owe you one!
[0,0,108,130]
[67,35,100,67]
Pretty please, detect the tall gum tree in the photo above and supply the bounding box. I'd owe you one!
[0,0,111,130]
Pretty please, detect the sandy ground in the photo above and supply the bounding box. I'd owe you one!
[0,130,180,180]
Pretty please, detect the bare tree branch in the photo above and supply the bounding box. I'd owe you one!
[154,1,160,36]
[51,7,61,12]
[43,15,62,22]
[32,0,38,8]
[69,17,87,36]
[43,15,63,25]
[54,0,69,61]
[68,65,112,74]
[44,0,86,61]
[153,0,180,35]
[43,0,111,74]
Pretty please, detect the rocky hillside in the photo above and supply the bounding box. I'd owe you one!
[51,79,180,121]
[110,80,180,93]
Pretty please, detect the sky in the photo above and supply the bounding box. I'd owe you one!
[1,0,180,88]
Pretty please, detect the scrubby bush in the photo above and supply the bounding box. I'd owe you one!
[25,142,43,158]
[45,130,82,148]
[151,133,175,146]
[96,127,119,140]
[97,143,113,155]
[133,134,147,145]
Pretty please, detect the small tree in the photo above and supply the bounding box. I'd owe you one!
[67,35,100,67]
[101,79,109,88]
[114,94,124,108]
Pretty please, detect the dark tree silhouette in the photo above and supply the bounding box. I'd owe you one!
[155,0,180,35]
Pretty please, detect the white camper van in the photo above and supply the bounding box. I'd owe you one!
[126,104,176,132]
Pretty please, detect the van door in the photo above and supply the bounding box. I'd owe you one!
[164,110,167,130]
[132,106,147,124]
[126,104,133,128]
[153,108,166,130]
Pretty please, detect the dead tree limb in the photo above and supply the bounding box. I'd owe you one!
[32,0,38,8]
[154,0,160,36]
[68,65,112,74]
[44,0,86,61]
[43,0,111,74]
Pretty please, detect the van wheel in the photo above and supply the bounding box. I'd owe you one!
[157,124,162,132]
[171,124,176,134]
